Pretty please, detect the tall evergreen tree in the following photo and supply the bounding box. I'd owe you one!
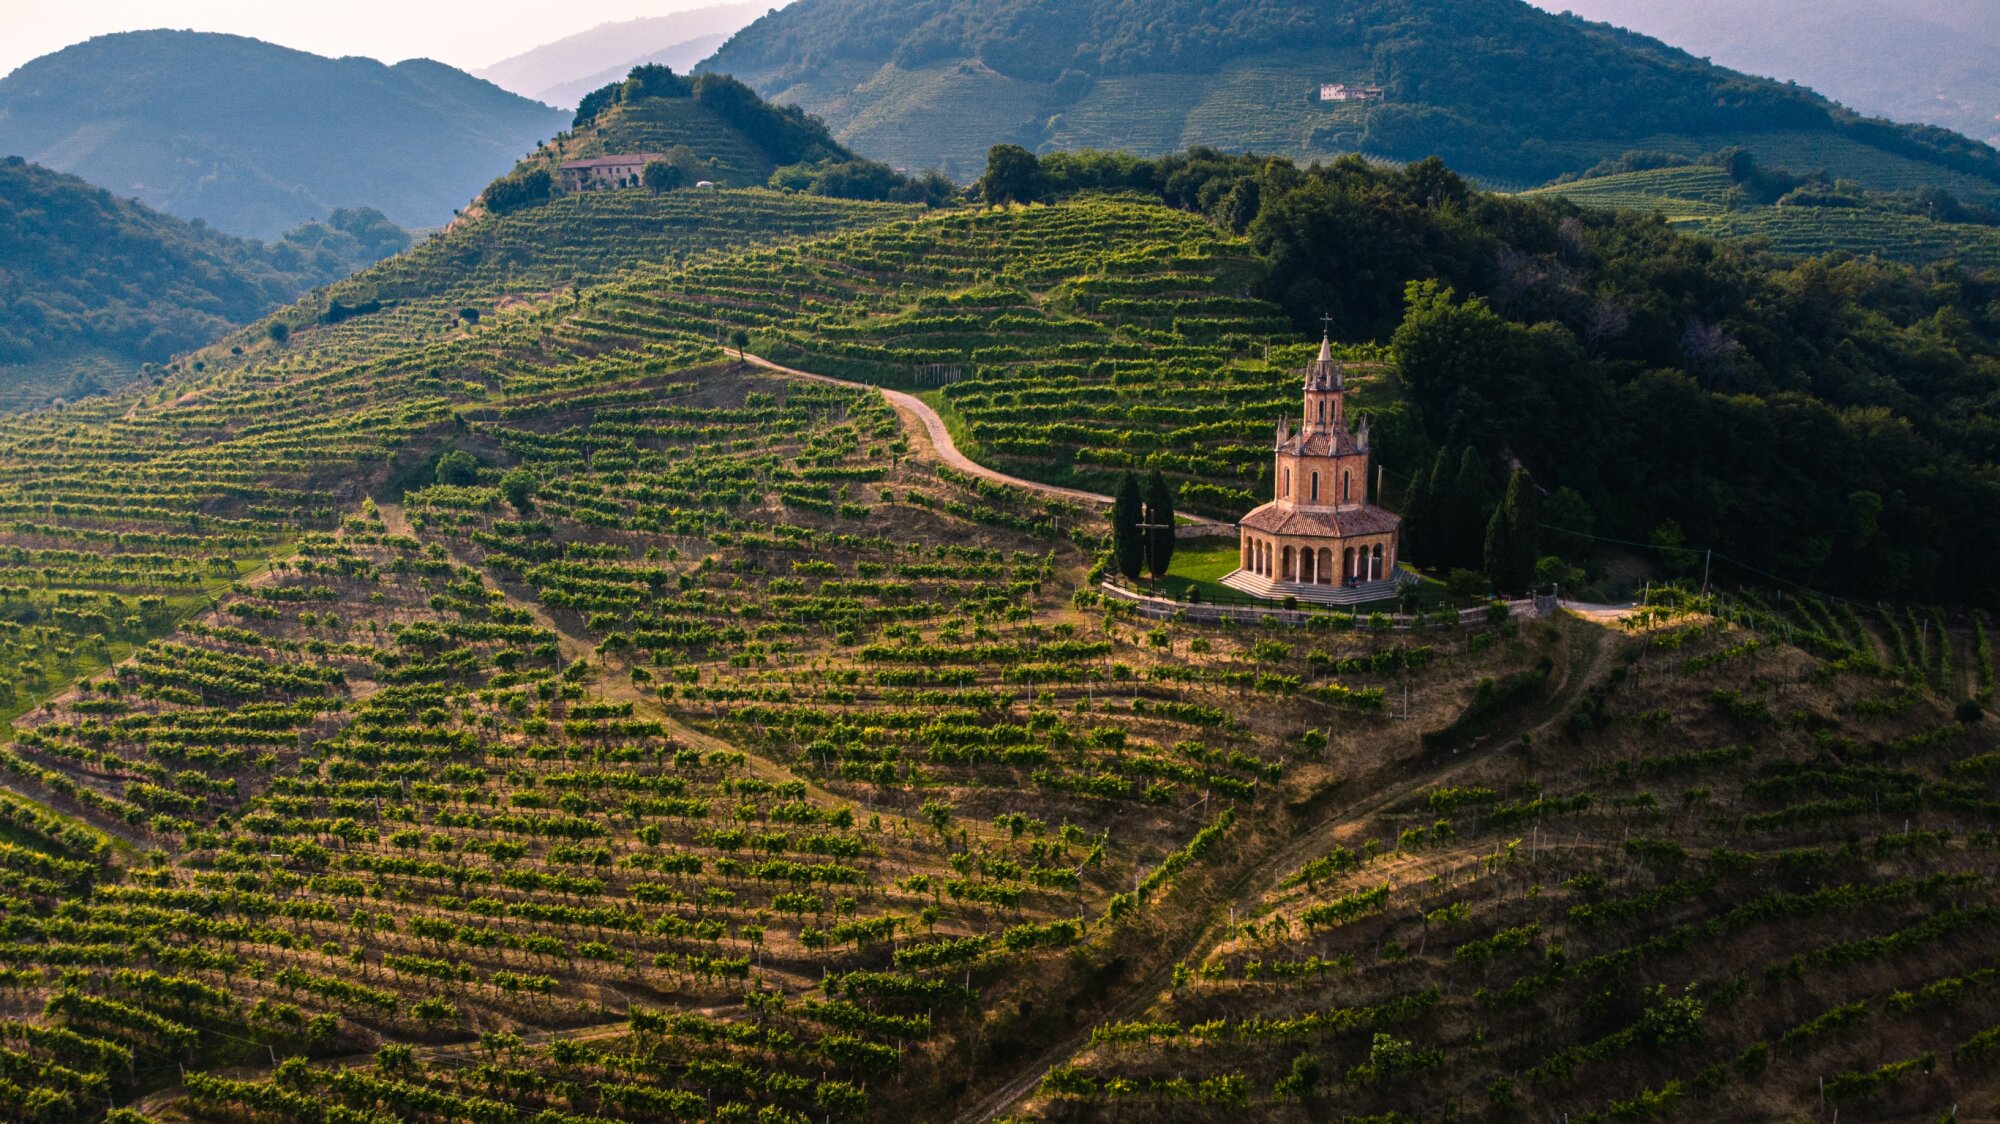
[1144,469,1176,582]
[1401,454,1436,564]
[1425,448,1457,568]
[1111,471,1146,582]
[1484,469,1540,593]
[1451,447,1495,569]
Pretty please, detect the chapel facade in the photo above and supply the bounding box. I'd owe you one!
[1224,336,1405,602]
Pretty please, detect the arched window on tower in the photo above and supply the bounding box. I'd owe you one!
[1318,400,1326,424]
[1283,468,1291,498]
[1342,472,1350,503]
[1310,473,1320,502]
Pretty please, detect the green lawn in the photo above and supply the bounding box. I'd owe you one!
[1141,539,1244,603]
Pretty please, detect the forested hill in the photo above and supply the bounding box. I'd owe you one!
[701,0,2000,193]
[475,66,956,213]
[1542,0,2000,148]
[0,157,408,408]
[0,31,568,238]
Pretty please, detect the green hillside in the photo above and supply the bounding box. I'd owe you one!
[292,145,2000,611]
[1021,596,2000,1122]
[0,31,569,238]
[0,157,408,410]
[703,0,2000,193]
[1544,0,2000,147]
[476,69,954,213]
[0,162,1988,1123]
[1526,162,2000,267]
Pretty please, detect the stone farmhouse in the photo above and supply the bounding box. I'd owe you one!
[558,153,672,192]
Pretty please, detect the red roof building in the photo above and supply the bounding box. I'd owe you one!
[558,153,673,191]
[1224,335,1408,604]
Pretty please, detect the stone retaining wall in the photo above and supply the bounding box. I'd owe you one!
[1097,582,1544,629]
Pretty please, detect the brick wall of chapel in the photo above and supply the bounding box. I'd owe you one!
[1275,450,1371,505]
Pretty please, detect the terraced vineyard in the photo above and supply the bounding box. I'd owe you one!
[0,158,1995,1123]
[565,197,1401,516]
[1021,594,2000,1121]
[1528,166,2000,269]
[0,279,1527,1119]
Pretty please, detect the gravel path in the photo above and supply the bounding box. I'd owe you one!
[740,354,1236,535]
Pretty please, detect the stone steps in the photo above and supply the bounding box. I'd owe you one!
[1219,568,1412,606]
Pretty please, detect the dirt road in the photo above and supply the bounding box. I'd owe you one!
[739,354,1236,535]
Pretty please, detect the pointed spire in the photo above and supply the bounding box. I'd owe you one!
[1318,333,1333,364]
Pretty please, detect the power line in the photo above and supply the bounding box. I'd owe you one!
[1538,521,1884,615]
[1536,522,1669,554]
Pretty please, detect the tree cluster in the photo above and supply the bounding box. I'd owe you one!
[995,143,2000,605]
[565,66,953,206]
[0,157,407,377]
[1109,470,1175,584]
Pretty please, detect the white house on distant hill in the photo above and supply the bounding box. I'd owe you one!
[1319,83,1385,102]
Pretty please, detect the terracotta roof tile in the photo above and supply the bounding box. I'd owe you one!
[1277,429,1367,457]
[1240,502,1402,538]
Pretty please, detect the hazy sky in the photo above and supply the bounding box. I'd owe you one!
[0,1,750,78]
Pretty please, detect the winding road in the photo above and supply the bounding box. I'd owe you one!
[738,354,1237,536]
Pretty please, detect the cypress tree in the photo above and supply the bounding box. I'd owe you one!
[1452,447,1495,568]
[1112,472,1146,582]
[1425,448,1456,567]
[1144,469,1177,582]
[1484,469,1540,593]
[1401,457,1435,564]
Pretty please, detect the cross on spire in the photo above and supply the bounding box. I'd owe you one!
[1320,313,1334,336]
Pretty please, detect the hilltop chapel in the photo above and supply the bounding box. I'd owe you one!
[1224,335,1409,604]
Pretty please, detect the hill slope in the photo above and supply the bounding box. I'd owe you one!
[475,3,771,106]
[0,168,1988,1123]
[1526,160,2000,268]
[475,70,952,209]
[701,0,2000,192]
[0,156,407,409]
[0,31,569,238]
[1538,0,2000,148]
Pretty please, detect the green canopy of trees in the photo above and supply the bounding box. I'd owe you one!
[0,157,408,375]
[1484,469,1541,595]
[1000,145,2000,606]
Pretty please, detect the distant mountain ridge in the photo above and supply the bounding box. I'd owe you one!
[532,35,731,110]
[702,0,2000,194]
[475,4,769,107]
[0,31,568,238]
[1539,0,2000,147]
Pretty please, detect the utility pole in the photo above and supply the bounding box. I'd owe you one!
[1701,549,1713,598]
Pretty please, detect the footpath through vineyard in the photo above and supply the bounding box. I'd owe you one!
[957,623,1617,1121]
